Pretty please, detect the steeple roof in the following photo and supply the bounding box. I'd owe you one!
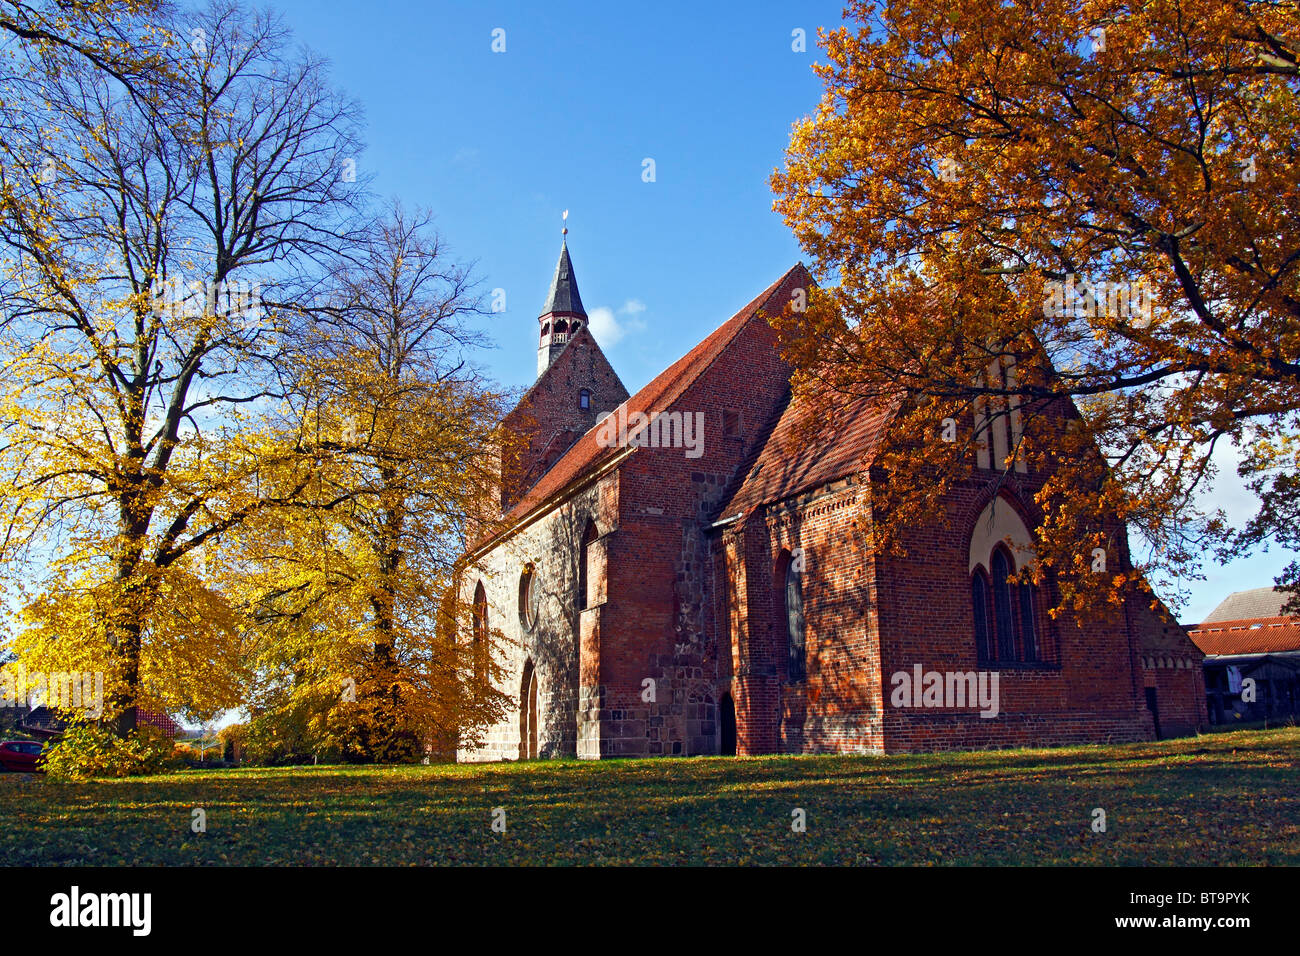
[541,240,586,317]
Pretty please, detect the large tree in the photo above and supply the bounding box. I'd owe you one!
[772,0,1299,614]
[220,204,511,762]
[0,0,367,733]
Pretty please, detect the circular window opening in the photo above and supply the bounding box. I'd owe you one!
[519,563,541,631]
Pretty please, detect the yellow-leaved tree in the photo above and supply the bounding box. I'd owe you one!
[0,0,367,739]
[0,0,166,92]
[213,204,513,762]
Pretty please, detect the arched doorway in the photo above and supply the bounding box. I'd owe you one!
[719,692,737,756]
[520,660,539,759]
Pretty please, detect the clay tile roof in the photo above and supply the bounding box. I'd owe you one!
[493,264,810,531]
[1201,587,1291,623]
[1187,616,1300,656]
[718,390,894,522]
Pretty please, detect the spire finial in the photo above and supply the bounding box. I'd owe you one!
[562,208,568,238]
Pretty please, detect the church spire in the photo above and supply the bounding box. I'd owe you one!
[537,218,587,378]
[541,239,586,319]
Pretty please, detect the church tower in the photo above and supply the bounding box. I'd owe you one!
[537,236,587,378]
[499,227,629,509]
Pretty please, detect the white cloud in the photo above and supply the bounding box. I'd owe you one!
[587,307,622,345]
[588,300,647,347]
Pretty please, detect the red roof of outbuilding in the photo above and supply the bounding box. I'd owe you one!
[1187,616,1300,656]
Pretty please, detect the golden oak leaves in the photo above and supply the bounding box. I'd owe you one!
[772,0,1299,615]
[0,2,374,746]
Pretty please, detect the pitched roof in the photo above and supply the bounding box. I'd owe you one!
[540,239,585,318]
[1201,587,1292,623]
[718,389,893,521]
[494,264,809,529]
[1188,616,1300,656]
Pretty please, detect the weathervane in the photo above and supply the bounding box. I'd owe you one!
[562,208,568,237]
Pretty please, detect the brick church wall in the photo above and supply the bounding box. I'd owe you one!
[1130,596,1207,738]
[457,472,618,762]
[460,260,1207,761]
[583,288,800,758]
[872,475,1155,753]
[733,480,884,755]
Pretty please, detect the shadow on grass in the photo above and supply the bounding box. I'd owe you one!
[2,728,1295,865]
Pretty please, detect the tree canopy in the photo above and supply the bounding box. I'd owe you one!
[772,0,1299,614]
[0,1,508,764]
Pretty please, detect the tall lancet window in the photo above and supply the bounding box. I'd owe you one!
[991,548,1018,660]
[972,572,992,662]
[784,553,806,683]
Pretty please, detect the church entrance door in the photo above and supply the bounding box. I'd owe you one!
[719,693,737,756]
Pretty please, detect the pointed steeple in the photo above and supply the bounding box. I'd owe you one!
[541,239,586,319]
[537,223,588,378]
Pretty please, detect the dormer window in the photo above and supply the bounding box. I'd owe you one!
[579,389,591,410]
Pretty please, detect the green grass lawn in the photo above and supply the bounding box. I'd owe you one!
[2,727,1297,865]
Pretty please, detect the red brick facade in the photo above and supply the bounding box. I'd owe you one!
[458,253,1205,761]
[501,325,628,510]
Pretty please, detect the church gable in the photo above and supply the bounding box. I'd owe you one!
[718,390,891,523]
[499,263,812,525]
[613,264,811,513]
[502,325,628,509]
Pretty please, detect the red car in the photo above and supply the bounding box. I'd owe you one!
[0,740,45,772]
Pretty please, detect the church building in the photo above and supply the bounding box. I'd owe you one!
[457,238,1206,760]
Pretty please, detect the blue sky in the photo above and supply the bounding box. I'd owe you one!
[267,0,836,391]
[264,0,1292,623]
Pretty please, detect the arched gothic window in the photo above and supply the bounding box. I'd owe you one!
[972,547,1042,663]
[472,582,488,683]
[579,521,598,610]
[518,563,541,632]
[991,548,1018,660]
[784,553,806,683]
[969,499,1044,664]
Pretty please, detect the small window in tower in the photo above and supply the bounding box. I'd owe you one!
[579,389,591,410]
[723,409,741,437]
